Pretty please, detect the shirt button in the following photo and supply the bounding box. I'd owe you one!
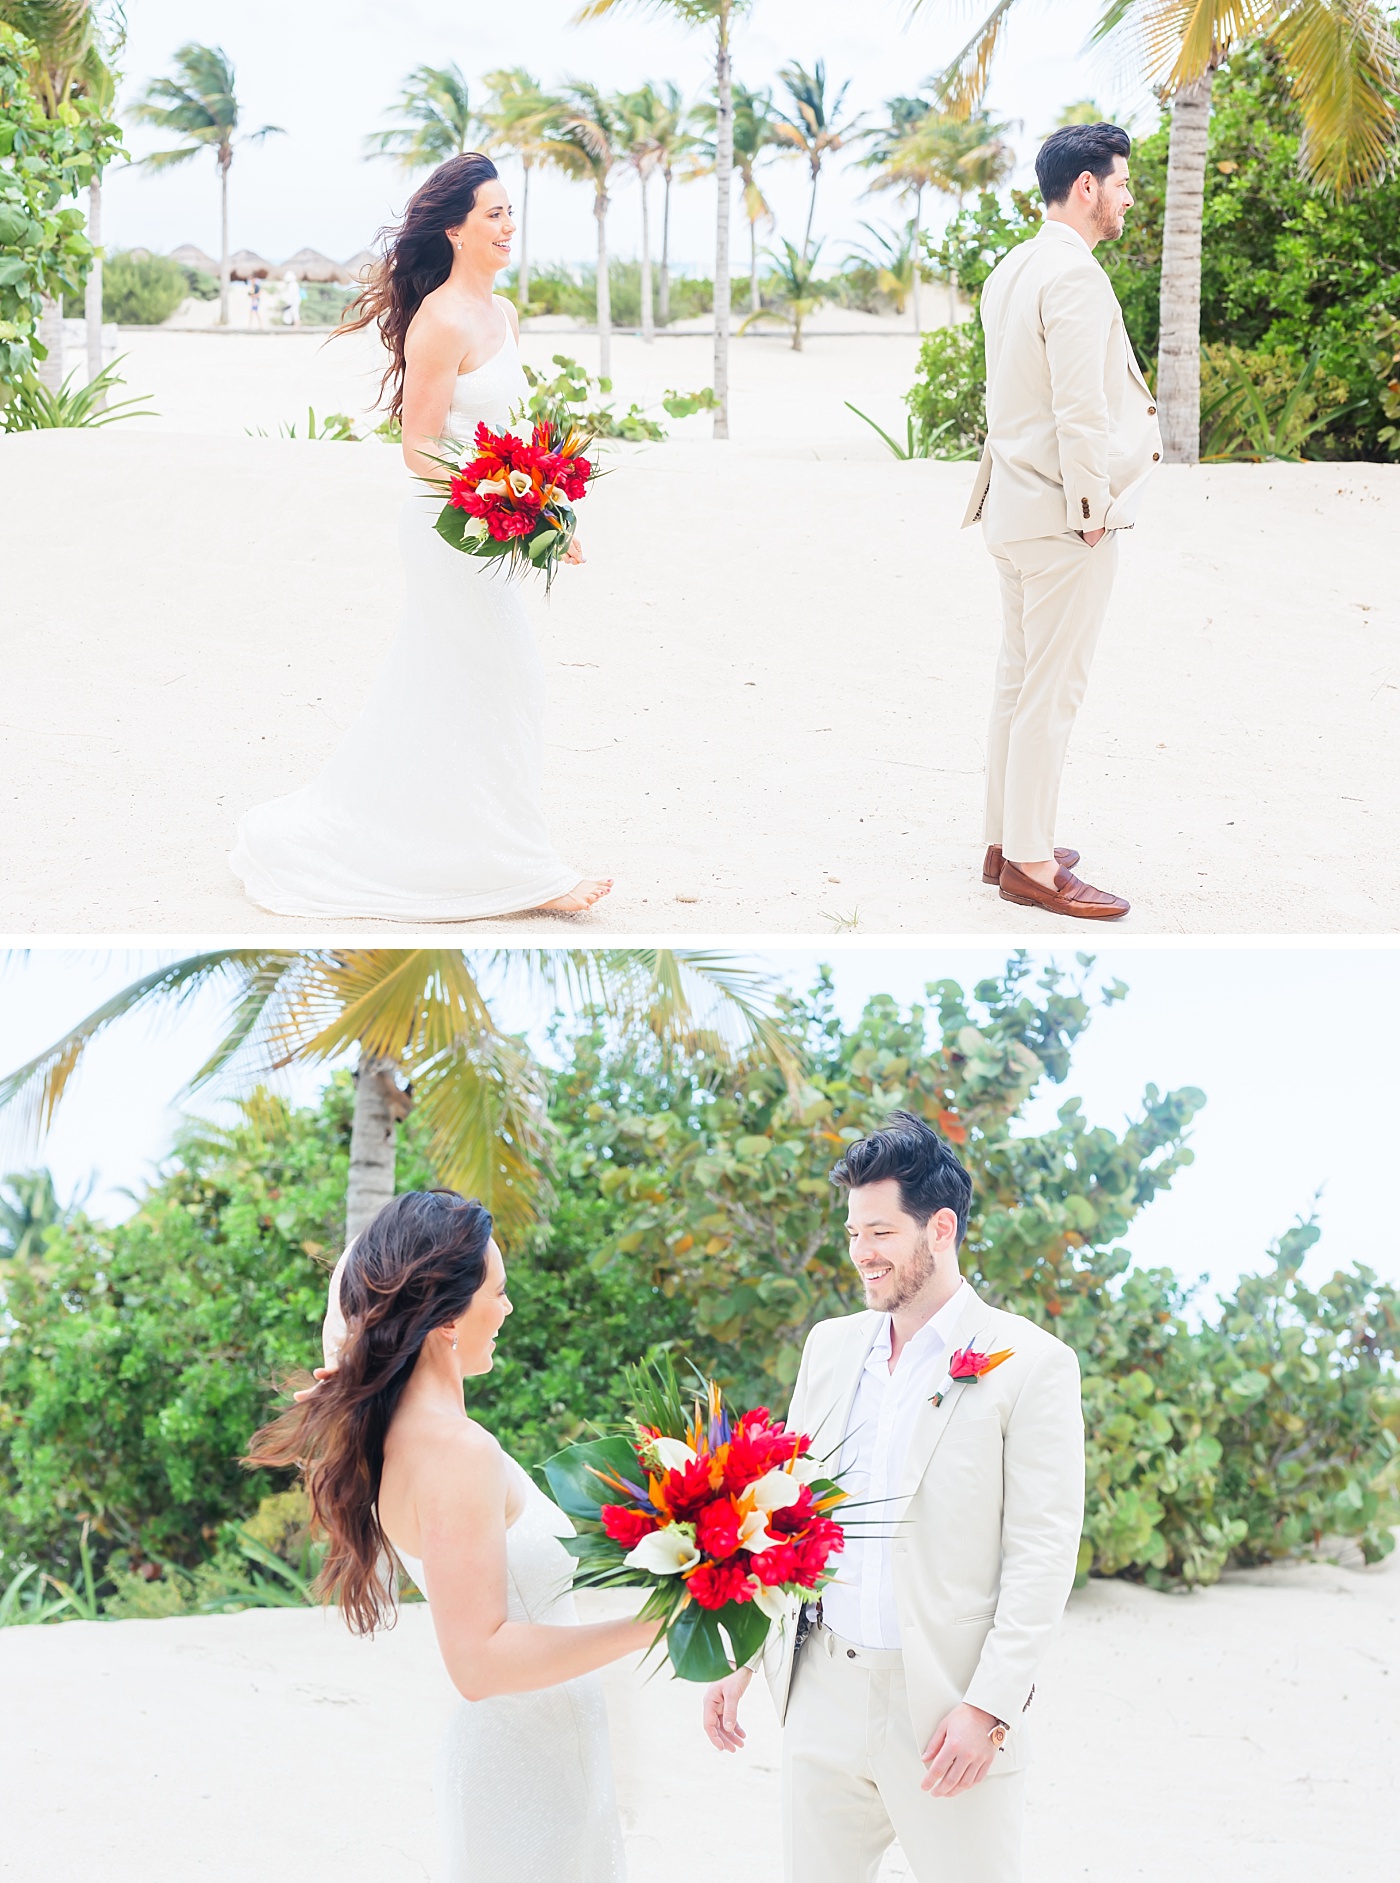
[1152,451,1160,460]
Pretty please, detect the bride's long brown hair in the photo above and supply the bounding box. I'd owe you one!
[335,150,502,422]
[245,1189,494,1634]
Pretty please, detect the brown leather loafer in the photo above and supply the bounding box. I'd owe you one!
[982,843,1080,885]
[998,859,1129,920]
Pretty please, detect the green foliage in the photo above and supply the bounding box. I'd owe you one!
[925,185,1041,309]
[245,405,361,441]
[181,264,218,301]
[520,351,715,443]
[0,21,124,390]
[295,280,356,326]
[1099,42,1400,460]
[0,355,155,431]
[904,323,987,456]
[1371,312,1400,453]
[1199,344,1356,461]
[844,400,978,460]
[100,248,188,325]
[501,259,714,326]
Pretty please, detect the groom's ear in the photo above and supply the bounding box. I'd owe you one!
[930,1206,961,1251]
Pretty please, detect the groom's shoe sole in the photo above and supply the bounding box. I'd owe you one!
[998,860,1129,921]
[982,843,1080,885]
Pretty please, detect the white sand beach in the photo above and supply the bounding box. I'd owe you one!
[2,322,1397,935]
[2,1548,1394,1882]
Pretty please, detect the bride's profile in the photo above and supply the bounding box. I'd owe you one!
[245,1190,648,1879]
[229,152,612,919]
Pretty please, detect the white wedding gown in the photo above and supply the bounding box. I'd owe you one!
[228,305,579,919]
[396,1455,628,1882]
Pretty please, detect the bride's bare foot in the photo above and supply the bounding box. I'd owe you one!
[535,877,613,915]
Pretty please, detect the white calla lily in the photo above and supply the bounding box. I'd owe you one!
[747,1468,804,1513]
[476,477,508,496]
[737,1508,776,1553]
[623,1523,700,1577]
[749,1579,790,1622]
[507,468,534,497]
[647,1436,697,1473]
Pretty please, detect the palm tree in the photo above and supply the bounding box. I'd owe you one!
[0,1,125,390]
[0,950,799,1246]
[645,80,695,325]
[130,42,283,327]
[858,93,939,331]
[549,81,629,381]
[738,236,832,350]
[364,61,479,172]
[693,79,780,316]
[0,1167,88,1261]
[617,83,671,341]
[847,217,920,316]
[480,67,561,311]
[576,1,758,440]
[771,58,864,257]
[911,0,1400,460]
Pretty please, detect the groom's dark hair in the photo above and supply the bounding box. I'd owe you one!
[1036,122,1131,206]
[829,1110,973,1246]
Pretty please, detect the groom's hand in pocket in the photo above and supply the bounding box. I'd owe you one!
[702,1666,753,1752]
[920,1703,999,1796]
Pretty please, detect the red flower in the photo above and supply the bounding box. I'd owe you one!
[789,1518,845,1586]
[599,1504,658,1550]
[486,506,535,541]
[687,1560,752,1610]
[721,1417,804,1494]
[748,1541,801,1586]
[696,1497,743,1561]
[948,1345,1014,1382]
[660,1453,722,1521]
[767,1485,816,1535]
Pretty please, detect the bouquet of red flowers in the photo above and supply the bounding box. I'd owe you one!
[420,413,597,590]
[543,1359,846,1681]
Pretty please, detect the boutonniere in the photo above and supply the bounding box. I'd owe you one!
[930,1343,1014,1407]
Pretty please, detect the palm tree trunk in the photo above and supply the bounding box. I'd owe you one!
[36,294,64,392]
[639,171,655,343]
[659,168,672,324]
[911,186,922,336]
[85,177,105,405]
[1156,67,1214,465]
[519,161,532,309]
[595,187,612,381]
[219,153,231,327]
[346,1054,412,1242]
[749,213,760,315]
[803,160,819,258]
[712,5,734,441]
[948,191,963,327]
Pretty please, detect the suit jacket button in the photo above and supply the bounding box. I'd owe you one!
[1152,451,1160,460]
[1148,404,1156,414]
[847,1648,857,1659]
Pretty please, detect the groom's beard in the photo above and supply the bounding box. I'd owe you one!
[862,1230,937,1311]
[1093,192,1126,242]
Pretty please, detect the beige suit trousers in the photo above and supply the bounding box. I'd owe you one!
[983,527,1120,863]
[782,1627,1025,1883]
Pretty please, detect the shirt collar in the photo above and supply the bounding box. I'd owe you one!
[866,1278,973,1374]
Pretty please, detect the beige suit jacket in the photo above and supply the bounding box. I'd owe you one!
[961,219,1161,539]
[763,1285,1084,1774]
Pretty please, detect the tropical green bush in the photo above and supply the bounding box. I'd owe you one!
[1198,343,1355,461]
[101,249,188,325]
[1101,41,1400,460]
[502,259,715,326]
[904,324,987,456]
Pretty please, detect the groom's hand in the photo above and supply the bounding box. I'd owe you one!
[702,1666,753,1752]
[920,1702,1001,1796]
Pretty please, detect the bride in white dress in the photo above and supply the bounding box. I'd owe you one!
[246,1191,648,1879]
[229,153,611,920]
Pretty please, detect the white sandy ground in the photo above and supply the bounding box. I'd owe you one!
[1,1548,1395,1883]
[1,322,1397,936]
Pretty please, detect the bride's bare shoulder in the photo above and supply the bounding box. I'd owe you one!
[404,287,472,364]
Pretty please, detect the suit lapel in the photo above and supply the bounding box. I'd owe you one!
[898,1287,991,1499]
[807,1311,878,1471]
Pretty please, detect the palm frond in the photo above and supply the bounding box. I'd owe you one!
[411,1029,549,1237]
[0,951,278,1146]
[926,0,1019,118]
[1270,0,1400,195]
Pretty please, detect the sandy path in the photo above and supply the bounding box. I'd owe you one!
[1,328,1396,936]
[1,1550,1394,1881]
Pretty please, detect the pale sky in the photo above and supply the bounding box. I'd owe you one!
[1,945,1394,1315]
[101,0,1157,270]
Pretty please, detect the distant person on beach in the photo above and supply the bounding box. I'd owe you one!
[964,122,1162,922]
[247,1190,645,1881]
[280,269,302,326]
[229,151,611,919]
[247,278,263,329]
[701,1113,1085,1883]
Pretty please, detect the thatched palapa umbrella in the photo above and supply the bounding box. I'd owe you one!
[227,248,273,280]
[169,242,220,275]
[341,247,381,284]
[280,247,354,283]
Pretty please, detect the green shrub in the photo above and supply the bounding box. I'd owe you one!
[1199,343,1354,460]
[502,260,714,326]
[101,249,189,325]
[904,323,987,456]
[181,266,219,301]
[296,280,357,326]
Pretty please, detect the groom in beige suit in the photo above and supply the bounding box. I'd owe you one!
[702,1112,1084,1882]
[964,122,1162,920]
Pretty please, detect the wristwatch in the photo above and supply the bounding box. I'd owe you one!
[986,1718,1009,1751]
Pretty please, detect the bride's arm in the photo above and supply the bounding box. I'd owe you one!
[417,1425,655,1701]
[400,308,465,481]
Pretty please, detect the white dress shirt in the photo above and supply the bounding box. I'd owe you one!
[820,1280,972,1649]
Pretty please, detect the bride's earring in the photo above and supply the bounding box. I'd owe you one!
[451,1331,458,1351]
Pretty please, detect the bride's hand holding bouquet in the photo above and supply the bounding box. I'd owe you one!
[417,409,597,590]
